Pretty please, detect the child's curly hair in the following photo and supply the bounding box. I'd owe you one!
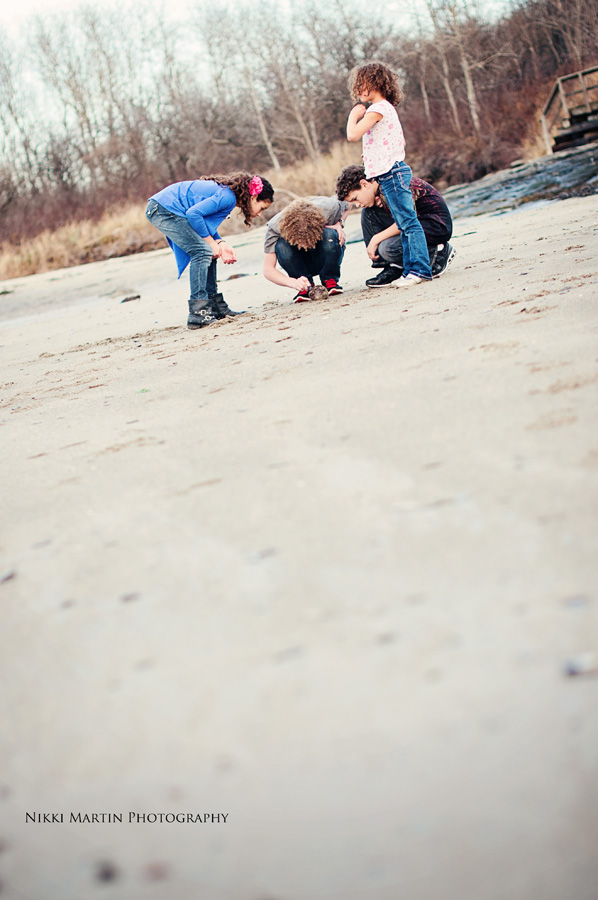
[200,172,274,225]
[278,200,327,250]
[335,164,368,201]
[348,61,403,107]
[336,163,423,208]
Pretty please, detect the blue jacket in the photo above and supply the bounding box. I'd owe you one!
[150,180,236,277]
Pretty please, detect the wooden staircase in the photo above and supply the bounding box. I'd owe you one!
[541,66,598,154]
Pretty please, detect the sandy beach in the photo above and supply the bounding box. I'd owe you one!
[1,195,597,899]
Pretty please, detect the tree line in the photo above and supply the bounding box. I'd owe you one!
[0,0,596,243]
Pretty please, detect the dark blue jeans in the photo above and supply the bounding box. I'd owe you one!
[377,162,433,280]
[146,199,217,302]
[275,227,344,283]
[361,206,452,267]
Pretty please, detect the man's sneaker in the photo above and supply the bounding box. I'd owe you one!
[323,279,343,295]
[431,243,456,278]
[294,288,310,302]
[366,265,403,288]
[392,273,424,287]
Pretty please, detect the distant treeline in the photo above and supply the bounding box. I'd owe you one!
[0,0,596,243]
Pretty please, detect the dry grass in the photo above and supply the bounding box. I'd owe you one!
[0,205,165,281]
[0,143,363,281]
[519,130,550,161]
[264,142,363,199]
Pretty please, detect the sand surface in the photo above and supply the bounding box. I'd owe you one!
[1,197,597,899]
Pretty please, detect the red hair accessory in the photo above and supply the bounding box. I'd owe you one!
[249,176,263,196]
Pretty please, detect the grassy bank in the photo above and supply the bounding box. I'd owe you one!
[0,144,362,281]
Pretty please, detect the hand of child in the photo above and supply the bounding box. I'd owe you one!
[331,222,346,246]
[294,276,311,291]
[366,238,380,261]
[349,103,367,121]
[219,242,237,264]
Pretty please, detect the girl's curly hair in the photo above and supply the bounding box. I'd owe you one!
[200,172,274,225]
[278,200,327,250]
[348,61,403,107]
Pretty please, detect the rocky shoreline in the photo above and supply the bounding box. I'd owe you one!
[443,141,598,216]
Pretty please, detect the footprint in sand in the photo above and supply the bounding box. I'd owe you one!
[526,409,577,430]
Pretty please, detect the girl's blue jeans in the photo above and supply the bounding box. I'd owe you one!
[377,162,433,280]
[146,199,217,301]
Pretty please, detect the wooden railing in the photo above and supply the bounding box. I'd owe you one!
[540,66,598,153]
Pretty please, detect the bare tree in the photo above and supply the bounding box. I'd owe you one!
[196,3,281,170]
[439,0,483,134]
[0,28,43,192]
[424,0,464,135]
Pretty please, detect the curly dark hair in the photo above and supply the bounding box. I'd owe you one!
[336,164,369,200]
[348,62,403,107]
[336,163,423,208]
[200,172,274,225]
[278,200,327,250]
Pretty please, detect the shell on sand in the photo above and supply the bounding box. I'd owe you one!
[307,285,329,302]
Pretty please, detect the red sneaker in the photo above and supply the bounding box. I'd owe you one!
[293,288,310,302]
[324,279,343,295]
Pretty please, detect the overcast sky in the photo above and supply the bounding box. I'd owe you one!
[0,0,510,35]
[0,0,194,32]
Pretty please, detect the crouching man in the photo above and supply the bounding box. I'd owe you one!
[336,164,455,287]
[263,197,350,301]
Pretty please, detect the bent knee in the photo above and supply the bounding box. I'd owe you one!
[323,227,341,244]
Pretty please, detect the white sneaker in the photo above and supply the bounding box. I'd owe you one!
[393,273,424,287]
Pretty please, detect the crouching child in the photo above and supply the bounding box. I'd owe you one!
[263,197,350,301]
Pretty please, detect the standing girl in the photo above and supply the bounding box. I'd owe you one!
[346,62,432,286]
[146,173,274,327]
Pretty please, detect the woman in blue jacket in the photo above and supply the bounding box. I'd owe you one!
[146,172,274,328]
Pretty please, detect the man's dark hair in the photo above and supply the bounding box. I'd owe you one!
[336,164,368,201]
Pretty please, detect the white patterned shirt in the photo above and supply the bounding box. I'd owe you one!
[362,99,406,178]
